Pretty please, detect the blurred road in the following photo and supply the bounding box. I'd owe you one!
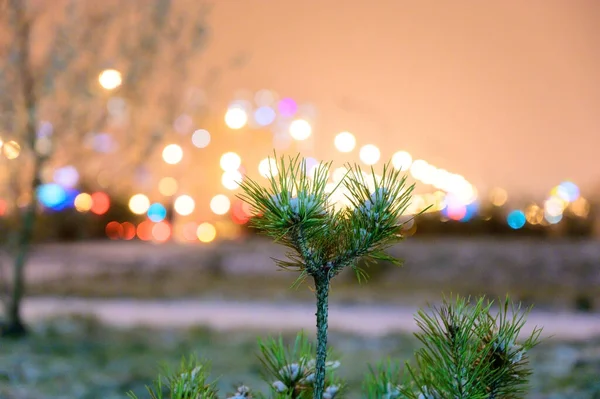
[22,297,600,341]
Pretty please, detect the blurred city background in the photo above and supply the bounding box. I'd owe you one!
[0,1,599,398]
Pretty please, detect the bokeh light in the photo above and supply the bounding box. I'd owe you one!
[556,181,580,202]
[258,157,279,178]
[334,132,356,153]
[224,105,248,129]
[162,144,183,165]
[182,222,198,242]
[254,89,276,106]
[98,69,122,90]
[173,114,193,134]
[332,167,348,183]
[359,144,381,165]
[90,192,110,215]
[489,187,508,207]
[121,222,136,240]
[210,194,231,215]
[525,204,544,225]
[197,222,217,243]
[254,106,276,126]
[53,166,79,188]
[222,170,243,190]
[129,194,150,215]
[3,140,20,160]
[392,151,413,171]
[174,195,195,216]
[191,129,211,148]
[147,203,167,222]
[289,119,312,141]
[137,221,153,241]
[569,197,590,218]
[278,98,297,117]
[74,193,93,212]
[37,184,67,209]
[409,159,429,181]
[105,221,123,240]
[152,222,171,242]
[507,210,526,229]
[158,177,178,196]
[220,152,242,172]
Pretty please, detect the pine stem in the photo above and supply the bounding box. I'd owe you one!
[313,274,330,399]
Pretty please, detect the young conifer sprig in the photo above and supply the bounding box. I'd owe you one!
[237,154,335,274]
[330,162,416,275]
[400,295,542,399]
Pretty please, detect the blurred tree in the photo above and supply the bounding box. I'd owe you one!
[0,0,241,337]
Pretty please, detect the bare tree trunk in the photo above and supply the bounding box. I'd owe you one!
[2,0,40,338]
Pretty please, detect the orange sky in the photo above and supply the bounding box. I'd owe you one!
[200,0,600,197]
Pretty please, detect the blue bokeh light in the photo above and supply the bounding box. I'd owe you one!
[507,210,526,229]
[147,203,167,222]
[37,184,67,209]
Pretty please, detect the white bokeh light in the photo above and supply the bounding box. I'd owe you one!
[221,170,243,190]
[258,157,279,178]
[162,144,183,165]
[210,194,231,215]
[289,119,312,141]
[359,144,380,165]
[391,151,412,171]
[224,106,248,129]
[334,132,356,153]
[174,195,195,216]
[220,152,242,172]
[191,129,211,148]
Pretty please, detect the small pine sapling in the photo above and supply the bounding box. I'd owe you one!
[238,153,416,399]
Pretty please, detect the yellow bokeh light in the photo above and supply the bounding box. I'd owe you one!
[391,151,412,171]
[525,204,543,225]
[3,140,20,160]
[98,69,122,90]
[334,132,356,152]
[289,119,312,141]
[74,193,93,212]
[224,106,248,129]
[569,197,590,218]
[222,170,242,190]
[220,152,242,172]
[158,177,178,196]
[197,222,217,243]
[210,194,231,215]
[129,193,150,215]
[162,144,183,165]
[489,187,508,207]
[359,144,380,165]
[174,195,195,216]
[258,157,279,178]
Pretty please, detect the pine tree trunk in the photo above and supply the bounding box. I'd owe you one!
[313,274,330,399]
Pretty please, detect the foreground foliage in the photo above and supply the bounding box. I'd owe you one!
[130,296,541,398]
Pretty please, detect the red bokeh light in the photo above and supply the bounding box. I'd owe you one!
[136,221,153,241]
[121,222,136,240]
[105,221,123,240]
[90,192,110,215]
